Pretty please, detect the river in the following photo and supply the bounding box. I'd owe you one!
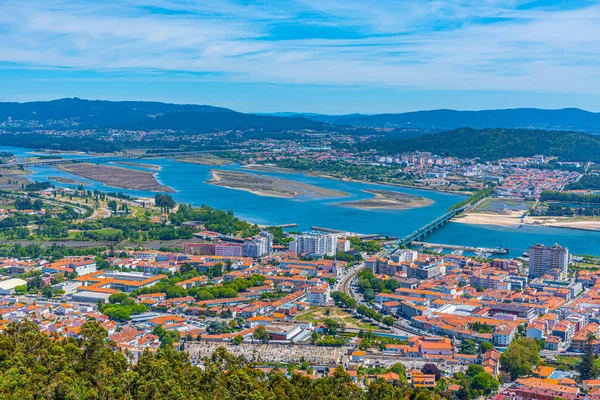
[2,145,600,256]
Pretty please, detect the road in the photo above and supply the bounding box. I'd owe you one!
[335,262,419,337]
[335,262,364,297]
[6,193,89,215]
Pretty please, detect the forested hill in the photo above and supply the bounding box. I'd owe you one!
[368,128,600,162]
[0,98,345,134]
[287,108,600,133]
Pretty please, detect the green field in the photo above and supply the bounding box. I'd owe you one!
[473,198,533,214]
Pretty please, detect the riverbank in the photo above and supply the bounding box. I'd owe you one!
[179,156,233,166]
[453,211,524,227]
[454,210,600,232]
[240,164,469,196]
[529,217,600,232]
[207,170,349,199]
[57,163,174,193]
[110,161,161,170]
[242,164,299,174]
[48,176,87,186]
[336,189,434,210]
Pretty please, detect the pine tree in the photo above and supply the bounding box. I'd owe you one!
[579,333,600,381]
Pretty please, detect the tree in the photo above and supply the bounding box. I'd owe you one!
[194,290,214,301]
[390,362,408,385]
[363,288,375,302]
[500,337,540,380]
[32,199,44,211]
[382,316,395,327]
[253,325,270,343]
[41,285,53,298]
[466,364,485,378]
[323,318,345,337]
[233,335,244,345]
[384,279,400,292]
[460,339,478,355]
[27,275,44,292]
[479,341,495,353]
[470,372,499,395]
[579,333,600,381]
[422,363,442,380]
[14,285,27,295]
[108,292,128,304]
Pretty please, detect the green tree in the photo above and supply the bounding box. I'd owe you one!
[233,335,244,345]
[108,292,128,304]
[466,364,485,378]
[382,316,395,327]
[500,337,540,380]
[41,285,53,298]
[14,285,27,295]
[470,372,499,395]
[479,341,495,353]
[460,339,478,355]
[253,325,270,343]
[579,333,600,381]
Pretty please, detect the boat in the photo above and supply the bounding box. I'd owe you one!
[434,247,443,253]
[451,249,464,256]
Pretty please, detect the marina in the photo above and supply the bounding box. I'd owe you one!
[412,241,508,255]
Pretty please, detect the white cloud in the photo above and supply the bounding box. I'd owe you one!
[0,0,599,95]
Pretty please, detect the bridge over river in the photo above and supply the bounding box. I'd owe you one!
[382,205,469,257]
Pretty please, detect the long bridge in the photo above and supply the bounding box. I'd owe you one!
[1,149,244,169]
[382,205,468,257]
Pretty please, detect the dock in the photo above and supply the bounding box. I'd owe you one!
[311,226,346,234]
[258,223,298,229]
[412,241,508,255]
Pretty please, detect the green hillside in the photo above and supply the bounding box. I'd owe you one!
[369,128,600,162]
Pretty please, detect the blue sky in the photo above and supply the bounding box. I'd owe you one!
[1,0,600,113]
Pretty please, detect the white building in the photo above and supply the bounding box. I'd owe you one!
[69,259,98,276]
[528,243,569,280]
[215,243,244,257]
[289,234,337,256]
[336,237,351,253]
[392,249,418,263]
[306,282,330,305]
[0,278,27,295]
[243,231,273,259]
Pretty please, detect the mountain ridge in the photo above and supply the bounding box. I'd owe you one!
[268,108,600,133]
[2,98,600,134]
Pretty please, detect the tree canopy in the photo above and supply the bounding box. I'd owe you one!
[0,320,432,400]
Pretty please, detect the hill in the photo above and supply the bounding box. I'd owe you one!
[0,98,340,134]
[368,128,600,162]
[280,108,600,133]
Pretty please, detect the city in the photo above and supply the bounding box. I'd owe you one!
[2,0,600,399]
[2,177,600,398]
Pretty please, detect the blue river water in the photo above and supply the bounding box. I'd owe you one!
[2,145,600,256]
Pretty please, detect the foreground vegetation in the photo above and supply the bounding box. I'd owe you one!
[0,320,459,400]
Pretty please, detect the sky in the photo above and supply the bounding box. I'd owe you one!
[1,0,600,114]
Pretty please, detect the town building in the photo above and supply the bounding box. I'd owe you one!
[529,244,569,280]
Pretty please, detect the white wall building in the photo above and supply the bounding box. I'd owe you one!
[289,234,337,256]
[306,282,330,305]
[528,243,569,280]
[392,249,418,263]
[243,231,273,259]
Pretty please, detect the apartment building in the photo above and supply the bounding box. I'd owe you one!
[529,244,569,280]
